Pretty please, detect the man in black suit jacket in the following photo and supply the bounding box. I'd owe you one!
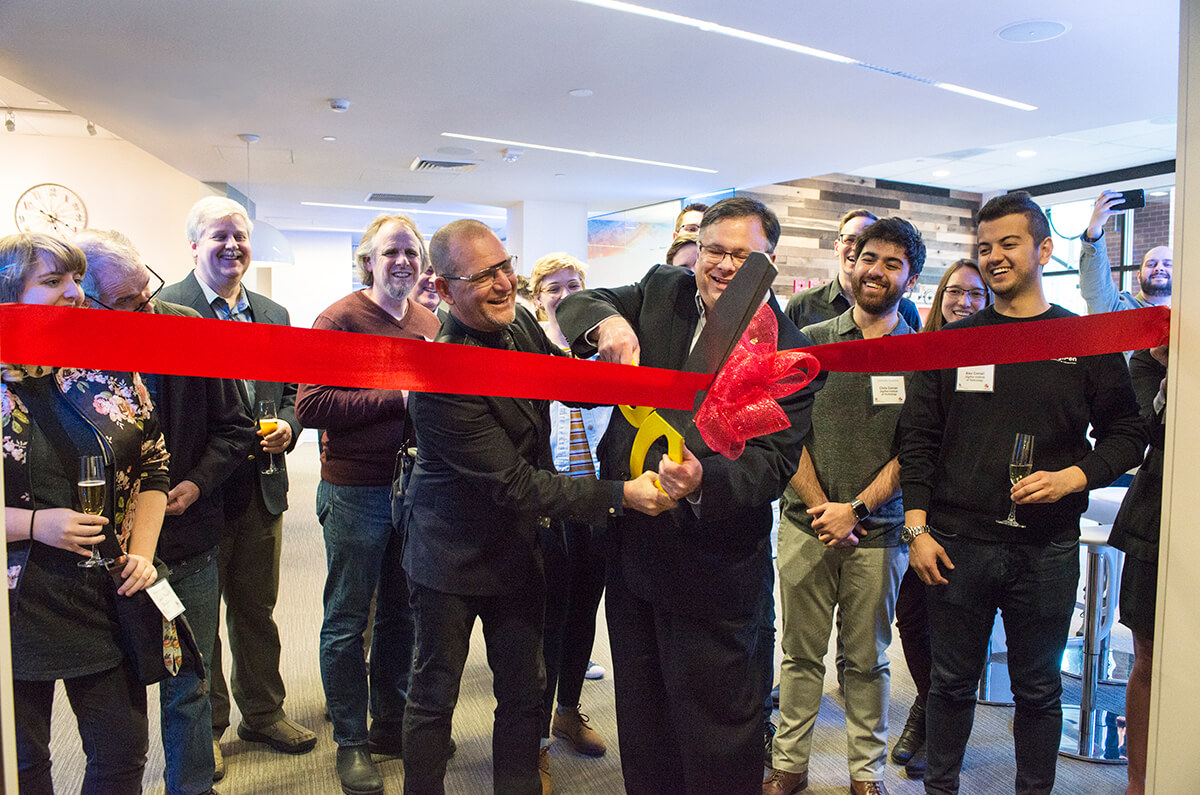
[159,197,316,767]
[401,219,672,795]
[557,197,823,794]
[77,228,259,791]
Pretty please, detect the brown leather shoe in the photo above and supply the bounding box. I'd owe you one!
[212,736,225,782]
[551,706,607,757]
[538,745,553,795]
[763,768,808,795]
[849,781,889,795]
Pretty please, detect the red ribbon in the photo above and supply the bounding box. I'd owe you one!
[0,303,1171,411]
[694,305,821,458]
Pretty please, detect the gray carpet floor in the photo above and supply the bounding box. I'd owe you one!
[42,441,1131,793]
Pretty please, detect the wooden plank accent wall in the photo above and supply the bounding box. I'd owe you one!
[736,173,982,300]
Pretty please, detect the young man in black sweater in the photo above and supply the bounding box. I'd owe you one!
[898,192,1146,795]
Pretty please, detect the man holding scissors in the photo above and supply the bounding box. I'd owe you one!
[559,197,824,794]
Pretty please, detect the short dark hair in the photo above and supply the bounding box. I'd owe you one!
[699,197,781,253]
[429,218,495,278]
[852,216,926,278]
[977,191,1051,244]
[674,202,708,232]
[839,209,878,233]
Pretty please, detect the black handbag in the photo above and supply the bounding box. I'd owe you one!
[111,559,207,686]
[390,411,416,529]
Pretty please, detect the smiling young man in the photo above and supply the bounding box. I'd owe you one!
[160,196,316,773]
[294,214,441,795]
[400,220,672,795]
[557,197,825,794]
[767,218,923,795]
[898,192,1145,795]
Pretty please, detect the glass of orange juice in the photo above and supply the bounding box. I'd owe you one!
[257,399,282,474]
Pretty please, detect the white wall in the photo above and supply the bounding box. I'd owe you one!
[507,200,588,274]
[1,134,215,281]
[271,230,355,330]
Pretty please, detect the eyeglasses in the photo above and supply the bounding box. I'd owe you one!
[943,286,987,301]
[697,245,750,267]
[837,233,859,246]
[443,256,518,288]
[87,264,164,313]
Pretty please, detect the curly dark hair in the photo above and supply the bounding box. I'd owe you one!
[852,216,926,277]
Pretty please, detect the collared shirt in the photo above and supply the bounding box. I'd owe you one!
[197,276,253,323]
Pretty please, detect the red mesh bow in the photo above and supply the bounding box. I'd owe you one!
[696,304,821,459]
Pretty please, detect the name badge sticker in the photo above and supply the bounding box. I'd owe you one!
[146,578,186,621]
[871,375,906,404]
[956,365,995,392]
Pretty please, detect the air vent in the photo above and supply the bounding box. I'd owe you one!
[367,193,434,204]
[409,157,479,174]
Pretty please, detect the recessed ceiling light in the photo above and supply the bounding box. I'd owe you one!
[568,88,594,98]
[1149,191,1169,197]
[301,201,506,220]
[437,145,475,156]
[996,19,1070,44]
[569,0,1036,111]
[932,169,951,178]
[329,98,350,112]
[1016,149,1037,158]
[441,132,718,173]
[322,136,337,142]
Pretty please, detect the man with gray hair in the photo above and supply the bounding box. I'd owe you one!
[160,197,316,777]
[77,228,257,795]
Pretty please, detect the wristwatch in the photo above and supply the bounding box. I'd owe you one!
[850,499,871,522]
[901,524,933,545]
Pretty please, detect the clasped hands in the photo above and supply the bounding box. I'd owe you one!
[622,444,702,516]
[31,508,157,595]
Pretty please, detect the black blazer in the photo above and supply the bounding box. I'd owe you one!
[402,309,622,597]
[150,299,258,562]
[557,264,824,621]
[159,271,300,516]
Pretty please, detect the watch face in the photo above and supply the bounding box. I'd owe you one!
[14,183,88,235]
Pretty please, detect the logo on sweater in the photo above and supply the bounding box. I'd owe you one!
[1053,357,1078,365]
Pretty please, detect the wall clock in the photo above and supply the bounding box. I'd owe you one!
[14,183,89,235]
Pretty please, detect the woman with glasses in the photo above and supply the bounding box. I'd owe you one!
[1,233,170,794]
[890,258,990,778]
[528,253,613,787]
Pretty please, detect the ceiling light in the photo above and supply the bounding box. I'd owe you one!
[1016,149,1037,158]
[441,132,718,173]
[569,0,1036,111]
[501,147,523,163]
[932,169,951,178]
[86,120,97,136]
[996,19,1070,43]
[322,135,337,142]
[568,88,594,97]
[329,98,350,113]
[301,201,506,220]
[4,112,14,133]
[1149,190,1169,197]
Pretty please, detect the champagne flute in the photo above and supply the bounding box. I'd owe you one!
[998,433,1035,528]
[77,454,113,568]
[257,399,281,474]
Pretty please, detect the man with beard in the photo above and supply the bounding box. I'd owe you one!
[160,197,315,774]
[1079,190,1173,313]
[900,192,1145,795]
[765,218,923,795]
[296,214,441,795]
[786,209,923,331]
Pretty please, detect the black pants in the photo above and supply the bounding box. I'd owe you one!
[924,532,1078,795]
[606,567,761,795]
[540,519,606,735]
[16,662,148,795]
[403,580,546,795]
[894,565,931,706]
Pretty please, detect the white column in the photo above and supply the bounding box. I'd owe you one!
[1149,1,1200,790]
[506,201,589,274]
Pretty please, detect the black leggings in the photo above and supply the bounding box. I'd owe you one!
[16,662,149,795]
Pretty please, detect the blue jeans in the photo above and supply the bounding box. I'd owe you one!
[317,480,414,747]
[160,549,220,795]
[924,531,1079,795]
